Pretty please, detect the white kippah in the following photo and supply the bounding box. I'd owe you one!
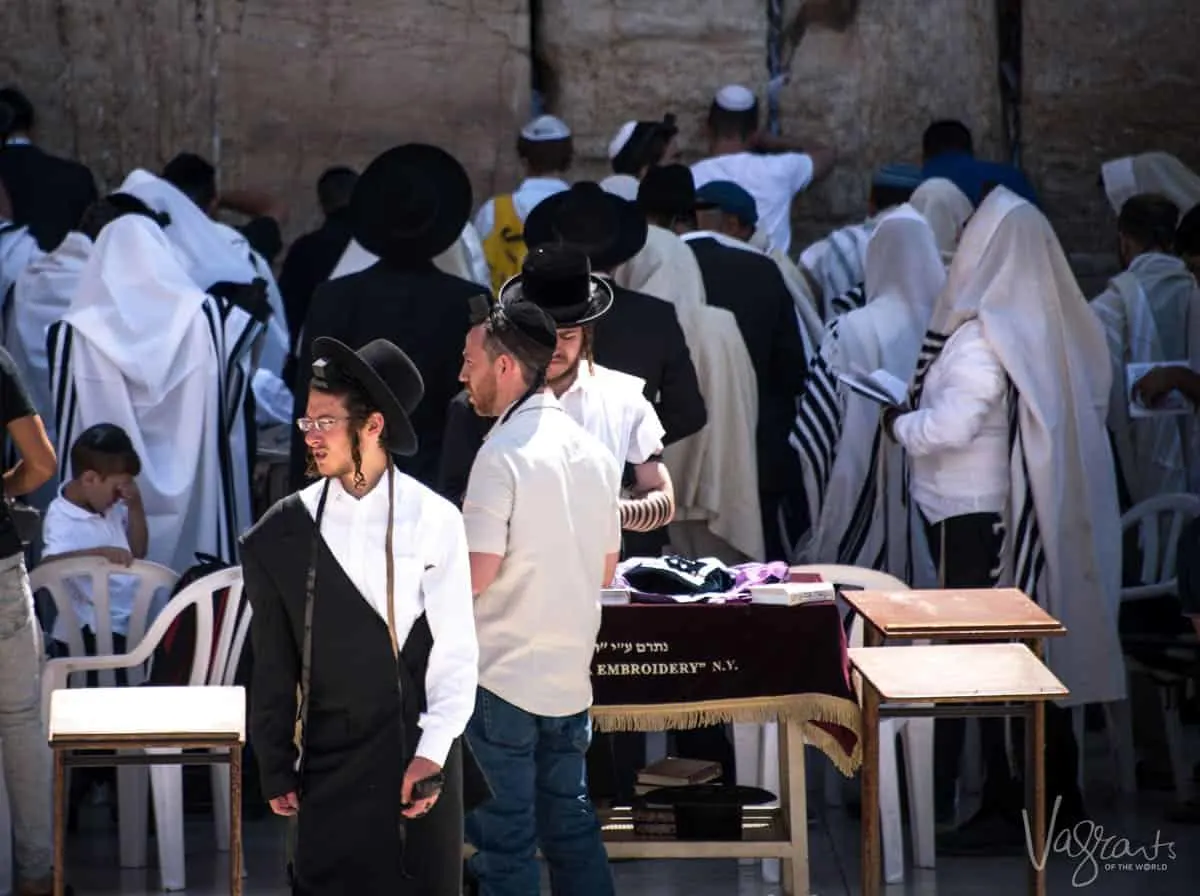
[714,84,756,113]
[520,115,571,142]
[607,121,638,160]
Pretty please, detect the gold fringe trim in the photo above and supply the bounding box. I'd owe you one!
[591,693,863,777]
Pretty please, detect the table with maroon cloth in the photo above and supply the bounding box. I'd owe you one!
[588,600,862,895]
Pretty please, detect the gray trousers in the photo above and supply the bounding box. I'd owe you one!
[0,552,52,883]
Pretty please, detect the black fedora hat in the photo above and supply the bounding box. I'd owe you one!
[497,244,613,327]
[350,144,472,264]
[523,181,649,272]
[310,337,424,456]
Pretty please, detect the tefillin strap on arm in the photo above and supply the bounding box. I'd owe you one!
[620,491,674,532]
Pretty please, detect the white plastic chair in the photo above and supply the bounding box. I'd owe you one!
[734,564,935,886]
[1109,493,1200,803]
[35,564,247,891]
[29,557,179,877]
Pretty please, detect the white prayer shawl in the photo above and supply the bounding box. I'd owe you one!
[749,225,825,358]
[909,178,974,263]
[1092,252,1200,500]
[909,187,1125,708]
[791,206,944,569]
[49,216,258,571]
[329,224,491,289]
[797,219,876,320]
[615,225,764,561]
[1102,152,1200,218]
[0,223,45,340]
[215,221,289,374]
[5,232,91,446]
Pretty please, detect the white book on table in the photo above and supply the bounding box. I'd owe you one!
[748,582,836,606]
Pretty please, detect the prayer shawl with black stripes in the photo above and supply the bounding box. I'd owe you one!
[904,187,1125,708]
[48,215,260,570]
[797,219,875,321]
[789,206,944,568]
[1092,252,1200,501]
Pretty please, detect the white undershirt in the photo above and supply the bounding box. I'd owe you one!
[558,363,665,467]
[892,320,1010,524]
[298,471,478,766]
[691,152,815,256]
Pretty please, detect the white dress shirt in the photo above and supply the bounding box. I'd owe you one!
[559,363,665,467]
[691,152,815,256]
[473,177,570,241]
[42,489,140,638]
[463,392,621,717]
[299,471,478,767]
[892,320,1010,525]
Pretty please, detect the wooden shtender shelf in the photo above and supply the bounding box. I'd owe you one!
[600,805,792,858]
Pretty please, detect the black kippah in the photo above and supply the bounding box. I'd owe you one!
[487,299,556,371]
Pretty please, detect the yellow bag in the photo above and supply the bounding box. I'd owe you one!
[482,194,527,294]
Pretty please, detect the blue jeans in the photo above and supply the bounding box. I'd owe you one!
[465,688,613,896]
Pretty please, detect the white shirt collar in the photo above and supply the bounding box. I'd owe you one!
[519,176,569,192]
[4,136,32,147]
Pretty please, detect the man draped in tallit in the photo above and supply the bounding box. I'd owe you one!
[791,205,945,569]
[1092,193,1200,501]
[886,187,1124,849]
[1101,151,1200,219]
[49,213,260,570]
[614,223,763,562]
[909,177,974,263]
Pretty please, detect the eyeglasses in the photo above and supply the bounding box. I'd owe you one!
[296,416,351,433]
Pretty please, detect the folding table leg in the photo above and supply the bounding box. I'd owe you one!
[231,747,244,896]
[53,751,65,896]
[779,719,809,896]
[1026,702,1046,896]
[860,685,881,896]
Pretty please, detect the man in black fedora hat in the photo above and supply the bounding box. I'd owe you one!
[441,245,675,537]
[289,143,485,492]
[458,289,621,896]
[438,182,704,558]
[242,336,480,894]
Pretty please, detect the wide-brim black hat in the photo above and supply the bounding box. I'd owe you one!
[523,181,649,272]
[310,337,423,456]
[350,144,472,264]
[497,244,614,327]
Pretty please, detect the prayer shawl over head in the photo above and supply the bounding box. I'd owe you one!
[49,215,261,570]
[5,232,91,446]
[909,178,974,262]
[909,187,1125,708]
[616,225,763,561]
[1092,252,1200,500]
[1102,152,1200,218]
[790,205,944,568]
[798,219,876,321]
[0,223,44,333]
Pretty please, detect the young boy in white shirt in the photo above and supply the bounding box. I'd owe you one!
[41,423,148,656]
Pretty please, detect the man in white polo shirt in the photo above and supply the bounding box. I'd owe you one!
[691,83,835,256]
[459,251,621,896]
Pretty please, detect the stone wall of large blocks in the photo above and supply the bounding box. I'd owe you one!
[2,0,1194,261]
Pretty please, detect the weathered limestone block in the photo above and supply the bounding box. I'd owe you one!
[1,0,530,240]
[538,0,765,183]
[1023,0,1200,261]
[216,0,530,235]
[779,0,1001,244]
